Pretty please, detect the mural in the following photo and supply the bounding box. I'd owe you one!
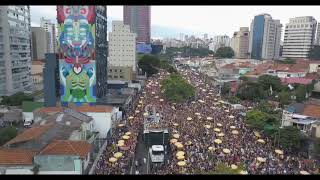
[57,6,96,104]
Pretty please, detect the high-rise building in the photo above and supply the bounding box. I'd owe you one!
[316,23,320,46]
[0,6,33,96]
[31,27,49,60]
[231,27,250,59]
[40,17,56,53]
[249,14,282,60]
[210,35,231,52]
[108,21,136,77]
[123,6,151,44]
[43,53,57,107]
[282,16,317,59]
[57,6,107,106]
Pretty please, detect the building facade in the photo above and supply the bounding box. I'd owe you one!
[40,17,56,53]
[249,14,282,60]
[0,6,33,96]
[282,16,317,59]
[57,6,108,106]
[231,27,250,59]
[316,23,320,46]
[108,21,136,73]
[210,35,231,52]
[31,27,49,60]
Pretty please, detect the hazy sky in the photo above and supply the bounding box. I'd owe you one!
[31,5,320,39]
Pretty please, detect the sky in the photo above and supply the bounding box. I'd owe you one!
[31,5,320,39]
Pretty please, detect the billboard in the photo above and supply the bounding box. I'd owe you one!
[57,6,96,104]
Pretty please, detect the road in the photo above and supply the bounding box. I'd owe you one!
[131,129,150,174]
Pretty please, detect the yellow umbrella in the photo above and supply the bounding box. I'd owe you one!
[232,130,239,135]
[225,110,230,113]
[117,142,124,147]
[118,140,125,144]
[214,139,222,144]
[173,123,179,127]
[239,170,248,175]
[217,133,225,137]
[172,106,176,110]
[214,128,221,132]
[222,105,227,108]
[125,132,131,136]
[195,112,201,116]
[229,115,235,119]
[231,164,238,170]
[205,125,211,129]
[177,161,186,167]
[170,138,178,144]
[135,110,140,113]
[142,91,146,94]
[185,141,192,146]
[173,134,180,139]
[208,146,215,151]
[177,155,185,160]
[122,135,130,140]
[140,96,144,99]
[275,149,284,155]
[118,124,125,127]
[300,171,310,175]
[223,148,231,154]
[114,152,123,158]
[219,100,224,103]
[143,112,149,117]
[199,100,205,103]
[151,92,155,94]
[137,105,142,108]
[217,123,223,127]
[257,157,266,163]
[208,92,213,95]
[160,99,164,102]
[176,151,185,157]
[187,117,192,121]
[230,126,236,129]
[109,157,118,163]
[175,142,184,149]
[128,116,134,119]
[248,107,252,109]
[254,131,261,138]
[191,101,196,104]
[214,98,218,101]
[206,117,213,120]
[257,139,265,144]
[139,100,143,104]
[154,96,159,99]
[156,113,160,116]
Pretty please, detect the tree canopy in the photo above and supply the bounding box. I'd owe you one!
[1,92,33,106]
[214,47,234,58]
[295,85,307,103]
[277,126,303,150]
[161,73,195,103]
[0,127,17,145]
[309,45,320,60]
[258,75,282,93]
[138,55,161,77]
[237,82,265,101]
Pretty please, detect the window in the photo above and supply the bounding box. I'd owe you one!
[114,75,118,78]
[115,69,117,72]
[120,76,124,78]
[119,69,122,72]
[109,69,112,72]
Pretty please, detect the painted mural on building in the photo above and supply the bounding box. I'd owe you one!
[57,6,96,104]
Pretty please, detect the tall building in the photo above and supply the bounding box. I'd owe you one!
[57,6,108,106]
[316,23,320,46]
[249,14,282,60]
[40,17,56,53]
[31,27,49,60]
[282,16,317,59]
[123,6,151,44]
[43,54,57,107]
[210,35,231,52]
[231,27,250,59]
[108,21,136,81]
[0,6,33,96]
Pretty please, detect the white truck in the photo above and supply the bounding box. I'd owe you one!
[149,145,165,163]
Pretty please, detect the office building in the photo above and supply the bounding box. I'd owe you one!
[123,6,151,44]
[40,17,56,53]
[282,16,317,59]
[0,6,33,96]
[57,6,108,106]
[108,20,136,81]
[231,27,250,59]
[31,27,49,60]
[249,14,282,60]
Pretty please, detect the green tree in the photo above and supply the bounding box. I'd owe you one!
[295,85,307,103]
[239,76,249,82]
[227,96,241,104]
[309,45,320,60]
[277,126,303,150]
[258,75,282,93]
[245,110,269,130]
[277,58,296,64]
[214,47,234,58]
[0,127,17,145]
[1,92,33,106]
[278,90,291,106]
[221,82,231,96]
[237,82,265,101]
[138,55,161,77]
[161,74,195,103]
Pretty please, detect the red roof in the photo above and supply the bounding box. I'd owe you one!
[0,148,37,165]
[303,104,320,118]
[281,78,313,85]
[39,140,92,159]
[221,63,236,69]
[305,73,319,80]
[38,105,113,113]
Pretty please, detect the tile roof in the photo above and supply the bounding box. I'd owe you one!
[5,123,53,146]
[38,105,113,113]
[221,63,236,69]
[32,60,44,66]
[39,140,92,159]
[303,104,320,118]
[305,73,319,80]
[281,78,313,85]
[0,148,37,165]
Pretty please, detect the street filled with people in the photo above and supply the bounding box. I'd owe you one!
[95,66,319,175]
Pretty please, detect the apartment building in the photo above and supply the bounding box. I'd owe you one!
[31,27,49,60]
[249,14,282,60]
[0,6,33,96]
[231,27,250,59]
[40,17,56,53]
[282,16,317,59]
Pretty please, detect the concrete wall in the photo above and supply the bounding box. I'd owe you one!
[86,112,112,138]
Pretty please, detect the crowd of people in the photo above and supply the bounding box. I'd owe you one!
[94,66,319,175]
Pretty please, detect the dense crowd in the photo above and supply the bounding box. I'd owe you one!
[95,67,319,175]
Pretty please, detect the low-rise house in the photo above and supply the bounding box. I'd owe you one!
[0,148,36,174]
[280,77,313,86]
[22,101,44,124]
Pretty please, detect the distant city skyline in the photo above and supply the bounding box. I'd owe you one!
[31,6,320,40]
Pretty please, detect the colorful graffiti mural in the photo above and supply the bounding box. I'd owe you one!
[57,6,96,104]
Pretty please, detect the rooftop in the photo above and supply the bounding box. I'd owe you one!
[0,148,37,165]
[303,104,320,119]
[39,140,92,159]
[37,104,113,113]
